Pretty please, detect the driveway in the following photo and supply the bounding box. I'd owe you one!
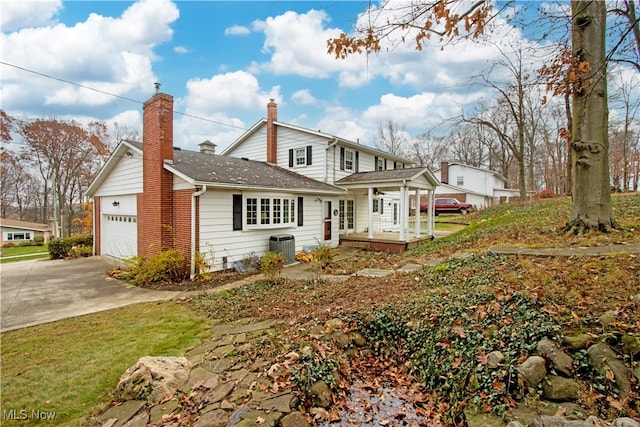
[0,256,179,333]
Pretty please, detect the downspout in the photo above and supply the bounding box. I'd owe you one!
[91,197,96,255]
[325,138,338,183]
[190,185,207,278]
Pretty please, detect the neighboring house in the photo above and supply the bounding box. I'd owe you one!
[427,162,522,209]
[87,92,438,274]
[0,219,51,246]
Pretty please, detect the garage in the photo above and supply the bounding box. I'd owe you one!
[101,214,137,259]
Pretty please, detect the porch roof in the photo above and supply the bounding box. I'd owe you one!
[335,167,439,190]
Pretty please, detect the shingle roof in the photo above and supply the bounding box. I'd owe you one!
[127,142,343,194]
[0,218,51,231]
[336,167,435,184]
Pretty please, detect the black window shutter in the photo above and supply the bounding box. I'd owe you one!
[394,161,397,169]
[355,151,359,172]
[384,159,387,170]
[297,197,304,226]
[340,147,345,170]
[374,156,379,171]
[307,145,312,165]
[232,194,242,230]
[380,198,384,214]
[289,149,294,167]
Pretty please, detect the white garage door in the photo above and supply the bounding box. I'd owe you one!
[102,214,137,259]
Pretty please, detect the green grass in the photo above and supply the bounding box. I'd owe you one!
[0,245,50,263]
[0,302,212,426]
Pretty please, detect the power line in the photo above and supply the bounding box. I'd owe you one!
[0,61,249,131]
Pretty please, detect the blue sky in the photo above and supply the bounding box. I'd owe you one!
[1,0,568,152]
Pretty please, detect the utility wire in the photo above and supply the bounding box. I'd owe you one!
[0,61,248,131]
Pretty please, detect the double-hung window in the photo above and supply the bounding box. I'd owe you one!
[295,148,306,166]
[344,150,354,171]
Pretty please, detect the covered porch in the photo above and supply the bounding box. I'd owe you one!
[335,167,439,251]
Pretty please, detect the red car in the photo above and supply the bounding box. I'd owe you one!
[420,198,473,215]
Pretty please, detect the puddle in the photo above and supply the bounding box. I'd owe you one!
[321,380,428,426]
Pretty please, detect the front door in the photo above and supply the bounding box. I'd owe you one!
[339,199,355,233]
[324,201,332,240]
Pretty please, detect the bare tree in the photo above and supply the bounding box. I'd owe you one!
[374,120,410,157]
[409,131,449,169]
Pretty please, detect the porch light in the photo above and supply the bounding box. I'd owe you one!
[112,201,120,207]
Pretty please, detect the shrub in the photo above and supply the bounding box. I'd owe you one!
[311,245,334,271]
[259,251,286,284]
[18,241,33,247]
[121,249,189,287]
[68,245,93,258]
[49,235,93,259]
[2,242,16,248]
[536,189,556,199]
[34,236,45,246]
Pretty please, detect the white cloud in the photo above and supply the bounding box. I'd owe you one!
[225,25,250,36]
[254,9,367,78]
[0,0,178,115]
[174,46,189,54]
[0,0,62,32]
[291,89,317,106]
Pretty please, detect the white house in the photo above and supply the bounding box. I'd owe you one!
[431,162,522,209]
[87,92,438,274]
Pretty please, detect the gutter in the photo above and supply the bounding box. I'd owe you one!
[190,185,207,278]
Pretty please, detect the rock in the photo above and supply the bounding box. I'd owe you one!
[280,411,310,427]
[206,381,236,403]
[99,400,146,427]
[116,356,191,403]
[620,333,640,356]
[586,342,631,395]
[563,334,592,351]
[541,375,580,401]
[325,318,344,330]
[611,418,640,427]
[517,356,547,389]
[260,393,295,413]
[351,332,367,347]
[149,400,180,425]
[122,411,148,427]
[506,423,526,427]
[308,381,332,408]
[487,350,505,368]
[331,330,352,348]
[194,409,230,427]
[599,310,617,326]
[234,420,259,427]
[537,339,574,377]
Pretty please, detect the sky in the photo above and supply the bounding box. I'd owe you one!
[1,0,566,153]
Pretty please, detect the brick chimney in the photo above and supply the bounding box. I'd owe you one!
[266,99,277,164]
[440,161,449,184]
[140,91,174,256]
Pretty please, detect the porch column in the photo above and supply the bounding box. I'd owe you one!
[367,187,374,239]
[415,188,422,238]
[429,189,435,236]
[399,184,406,241]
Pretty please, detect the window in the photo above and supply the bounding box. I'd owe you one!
[244,195,296,229]
[457,176,464,186]
[377,158,385,171]
[295,148,306,166]
[6,232,31,241]
[273,199,281,224]
[289,146,312,167]
[339,199,354,230]
[246,198,257,225]
[373,199,379,213]
[344,150,354,171]
[260,198,270,224]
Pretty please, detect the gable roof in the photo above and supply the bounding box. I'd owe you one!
[336,167,439,190]
[167,146,345,194]
[435,162,508,183]
[1,218,51,232]
[222,119,413,164]
[89,141,344,195]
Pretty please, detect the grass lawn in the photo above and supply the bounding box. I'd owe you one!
[0,245,50,263]
[0,302,211,426]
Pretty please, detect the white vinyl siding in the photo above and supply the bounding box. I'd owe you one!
[93,154,142,196]
[198,190,338,271]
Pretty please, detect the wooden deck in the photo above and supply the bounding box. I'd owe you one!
[339,232,434,252]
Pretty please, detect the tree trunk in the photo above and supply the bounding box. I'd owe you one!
[565,0,616,234]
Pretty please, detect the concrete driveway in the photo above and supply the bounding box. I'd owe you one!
[1,256,179,333]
